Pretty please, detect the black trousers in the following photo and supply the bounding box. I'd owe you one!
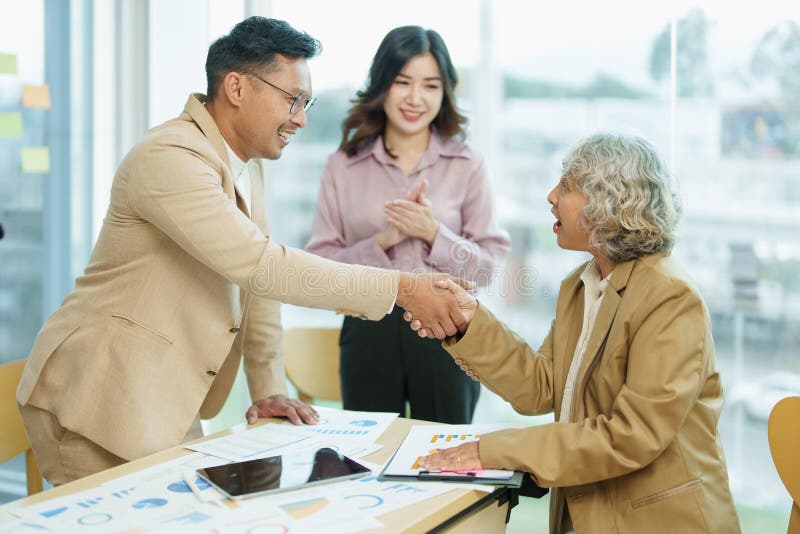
[339,307,480,424]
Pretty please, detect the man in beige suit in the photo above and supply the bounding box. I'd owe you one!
[17,17,467,486]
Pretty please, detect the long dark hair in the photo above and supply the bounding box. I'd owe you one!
[340,26,467,157]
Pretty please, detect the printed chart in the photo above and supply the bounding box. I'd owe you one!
[282,405,397,443]
[382,424,523,479]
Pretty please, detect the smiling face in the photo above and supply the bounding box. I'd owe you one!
[382,52,444,142]
[238,55,312,160]
[547,174,591,252]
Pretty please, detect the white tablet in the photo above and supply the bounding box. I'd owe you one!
[196,447,371,499]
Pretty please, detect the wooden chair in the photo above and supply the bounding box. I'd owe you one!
[768,396,800,534]
[283,327,342,404]
[0,359,43,495]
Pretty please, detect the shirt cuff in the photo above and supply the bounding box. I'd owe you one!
[426,223,463,270]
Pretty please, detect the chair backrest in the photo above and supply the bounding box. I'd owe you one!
[0,359,43,495]
[768,396,800,534]
[283,327,342,404]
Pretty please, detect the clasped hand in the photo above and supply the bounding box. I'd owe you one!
[402,278,478,339]
[377,180,439,249]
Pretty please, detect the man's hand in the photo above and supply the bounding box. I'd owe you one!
[405,278,478,338]
[418,442,482,472]
[245,394,320,426]
[395,273,475,339]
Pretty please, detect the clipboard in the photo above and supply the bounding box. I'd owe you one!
[377,424,525,487]
[379,465,525,487]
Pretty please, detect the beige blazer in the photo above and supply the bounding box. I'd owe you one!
[18,94,398,460]
[445,254,740,533]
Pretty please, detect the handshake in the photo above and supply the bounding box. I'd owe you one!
[394,273,478,339]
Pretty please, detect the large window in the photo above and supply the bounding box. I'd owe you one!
[2,1,796,525]
[266,0,798,524]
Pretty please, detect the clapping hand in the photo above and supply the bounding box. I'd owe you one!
[376,180,431,250]
[384,180,440,246]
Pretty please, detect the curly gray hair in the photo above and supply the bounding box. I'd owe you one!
[563,133,681,263]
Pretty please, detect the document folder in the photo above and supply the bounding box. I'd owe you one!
[377,424,525,487]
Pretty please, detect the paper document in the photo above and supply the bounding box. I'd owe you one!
[382,423,524,480]
[185,423,313,461]
[282,405,398,443]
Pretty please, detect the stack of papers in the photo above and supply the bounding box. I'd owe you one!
[9,407,490,533]
[185,406,396,462]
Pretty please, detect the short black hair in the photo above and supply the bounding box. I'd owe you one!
[205,17,321,101]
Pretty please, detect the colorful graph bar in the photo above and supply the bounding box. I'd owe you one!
[280,497,329,519]
[310,428,367,435]
[429,434,477,443]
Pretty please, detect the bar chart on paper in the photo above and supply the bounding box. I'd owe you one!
[429,433,480,443]
[282,406,398,442]
[308,428,369,436]
[382,424,524,479]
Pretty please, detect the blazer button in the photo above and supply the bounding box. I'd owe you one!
[229,327,240,333]
[207,370,218,376]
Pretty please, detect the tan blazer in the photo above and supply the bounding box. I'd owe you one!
[18,94,398,461]
[445,254,740,533]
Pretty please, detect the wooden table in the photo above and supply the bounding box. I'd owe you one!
[0,417,512,533]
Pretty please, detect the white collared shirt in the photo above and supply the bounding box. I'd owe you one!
[223,139,251,214]
[559,260,611,424]
[221,140,251,327]
[559,260,611,534]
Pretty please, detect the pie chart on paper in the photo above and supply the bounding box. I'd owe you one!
[349,419,377,427]
[132,498,168,509]
[279,497,330,519]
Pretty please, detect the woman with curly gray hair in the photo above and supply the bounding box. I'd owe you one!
[415,133,741,533]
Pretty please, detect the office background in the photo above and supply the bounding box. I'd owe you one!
[1,0,797,528]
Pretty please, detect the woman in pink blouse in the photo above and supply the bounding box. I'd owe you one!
[306,26,510,423]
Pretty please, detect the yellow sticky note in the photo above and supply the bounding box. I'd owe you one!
[0,53,17,74]
[0,112,22,137]
[22,84,51,109]
[21,146,50,174]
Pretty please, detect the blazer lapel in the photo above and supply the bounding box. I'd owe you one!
[182,93,240,206]
[573,259,637,408]
[248,160,267,231]
[553,269,586,420]
[233,182,251,220]
[183,93,230,168]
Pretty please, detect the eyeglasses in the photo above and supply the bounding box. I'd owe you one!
[248,74,316,115]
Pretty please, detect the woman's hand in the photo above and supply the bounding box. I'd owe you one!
[376,180,431,250]
[384,181,439,246]
[376,223,406,250]
[404,278,477,338]
[418,442,482,472]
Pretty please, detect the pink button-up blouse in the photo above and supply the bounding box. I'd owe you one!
[306,132,511,284]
